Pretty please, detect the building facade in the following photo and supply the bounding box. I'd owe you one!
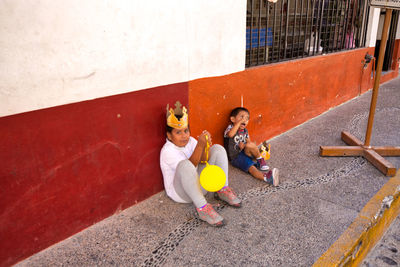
[1,0,399,265]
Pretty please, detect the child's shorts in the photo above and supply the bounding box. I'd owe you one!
[231,151,256,172]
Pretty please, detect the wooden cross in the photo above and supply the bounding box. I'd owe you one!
[320,9,400,176]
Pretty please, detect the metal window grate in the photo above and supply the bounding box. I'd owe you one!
[246,0,370,67]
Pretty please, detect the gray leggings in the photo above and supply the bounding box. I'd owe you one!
[173,144,229,208]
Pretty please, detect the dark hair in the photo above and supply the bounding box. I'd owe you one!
[230,107,250,117]
[166,125,174,133]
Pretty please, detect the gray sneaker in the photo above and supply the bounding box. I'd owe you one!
[215,186,241,207]
[263,168,279,186]
[196,203,224,227]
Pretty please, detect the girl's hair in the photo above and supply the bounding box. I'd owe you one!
[166,125,174,133]
[230,107,250,117]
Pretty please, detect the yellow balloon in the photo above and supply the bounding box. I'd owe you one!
[200,164,226,192]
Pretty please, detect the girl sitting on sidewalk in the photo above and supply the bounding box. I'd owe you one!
[160,101,241,227]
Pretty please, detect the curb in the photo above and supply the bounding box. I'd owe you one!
[313,170,400,267]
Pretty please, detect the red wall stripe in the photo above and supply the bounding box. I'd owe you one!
[0,82,188,266]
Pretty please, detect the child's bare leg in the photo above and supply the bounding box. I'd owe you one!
[249,165,279,186]
[244,142,261,158]
[248,165,264,180]
[245,142,269,171]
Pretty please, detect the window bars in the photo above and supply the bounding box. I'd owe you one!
[246,0,370,67]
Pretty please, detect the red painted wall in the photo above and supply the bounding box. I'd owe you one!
[189,48,381,145]
[0,83,188,266]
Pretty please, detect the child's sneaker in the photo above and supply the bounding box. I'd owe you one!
[256,157,269,171]
[263,168,279,186]
[215,186,241,208]
[196,203,224,227]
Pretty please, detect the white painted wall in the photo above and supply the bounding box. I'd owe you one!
[0,0,246,117]
[376,9,400,40]
[365,7,381,47]
[377,12,385,40]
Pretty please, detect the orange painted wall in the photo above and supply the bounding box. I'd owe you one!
[372,39,400,86]
[189,48,379,145]
[391,40,400,71]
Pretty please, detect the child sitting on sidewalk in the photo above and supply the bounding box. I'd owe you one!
[224,107,279,186]
[160,101,241,227]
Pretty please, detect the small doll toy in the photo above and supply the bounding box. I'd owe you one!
[258,141,271,161]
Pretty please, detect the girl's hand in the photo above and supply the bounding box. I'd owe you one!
[198,130,212,147]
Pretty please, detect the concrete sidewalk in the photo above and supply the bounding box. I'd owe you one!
[17,76,400,266]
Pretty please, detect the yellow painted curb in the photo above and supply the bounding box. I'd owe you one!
[313,170,400,267]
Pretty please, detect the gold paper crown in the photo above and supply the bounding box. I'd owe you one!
[166,101,188,129]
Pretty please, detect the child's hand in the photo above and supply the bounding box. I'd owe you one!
[198,130,212,147]
[235,116,247,126]
[238,142,245,150]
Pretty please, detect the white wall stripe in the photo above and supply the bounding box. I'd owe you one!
[0,0,245,117]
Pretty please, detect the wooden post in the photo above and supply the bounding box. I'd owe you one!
[364,9,393,146]
[319,8,400,176]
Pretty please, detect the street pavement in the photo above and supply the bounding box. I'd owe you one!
[17,76,400,266]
